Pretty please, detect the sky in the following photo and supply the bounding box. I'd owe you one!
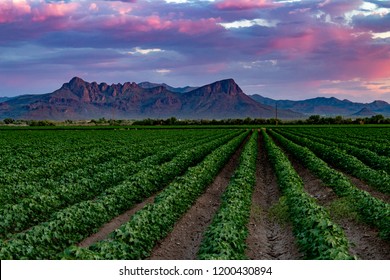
[0,0,390,102]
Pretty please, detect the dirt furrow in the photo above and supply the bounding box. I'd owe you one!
[246,132,302,260]
[148,134,248,260]
[290,156,390,260]
[343,174,390,204]
[78,194,158,248]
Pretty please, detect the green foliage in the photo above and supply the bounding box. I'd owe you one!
[268,196,290,225]
[269,129,390,240]
[0,129,244,259]
[67,131,249,260]
[263,130,354,260]
[197,131,258,260]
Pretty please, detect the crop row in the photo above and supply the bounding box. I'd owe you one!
[284,127,390,157]
[0,130,245,259]
[62,130,249,260]
[298,127,390,145]
[269,129,390,240]
[0,129,220,199]
[0,131,233,238]
[197,130,258,260]
[263,130,353,259]
[285,129,390,175]
[275,129,390,195]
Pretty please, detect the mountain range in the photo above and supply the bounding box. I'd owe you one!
[0,77,389,121]
[250,95,390,117]
[0,77,301,120]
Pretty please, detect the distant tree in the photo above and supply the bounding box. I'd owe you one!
[334,115,343,124]
[29,120,55,126]
[369,114,385,124]
[166,117,177,125]
[306,115,321,124]
[3,118,15,124]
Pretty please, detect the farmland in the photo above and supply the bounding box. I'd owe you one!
[0,126,389,260]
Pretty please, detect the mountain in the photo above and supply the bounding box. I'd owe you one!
[138,82,197,93]
[0,77,303,120]
[0,97,11,102]
[351,107,377,117]
[250,94,390,117]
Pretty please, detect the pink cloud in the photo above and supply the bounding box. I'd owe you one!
[102,14,221,36]
[0,1,80,24]
[341,52,390,80]
[0,0,31,23]
[177,18,222,35]
[145,15,173,30]
[270,25,354,58]
[31,2,79,22]
[215,0,276,10]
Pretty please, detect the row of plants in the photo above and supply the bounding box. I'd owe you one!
[0,129,230,205]
[276,130,390,194]
[295,127,390,145]
[283,127,390,157]
[0,131,231,238]
[197,130,258,260]
[263,130,354,259]
[62,130,250,260]
[0,130,245,259]
[0,139,163,206]
[286,129,390,175]
[269,130,390,240]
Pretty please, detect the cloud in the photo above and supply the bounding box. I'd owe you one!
[128,47,165,55]
[0,0,31,23]
[215,0,275,10]
[155,69,172,74]
[219,18,278,29]
[1,0,389,103]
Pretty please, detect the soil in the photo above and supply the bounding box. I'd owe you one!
[148,134,248,260]
[78,195,157,248]
[245,132,302,260]
[344,175,390,204]
[289,155,390,260]
[78,131,390,260]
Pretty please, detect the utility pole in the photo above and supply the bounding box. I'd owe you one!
[275,101,278,125]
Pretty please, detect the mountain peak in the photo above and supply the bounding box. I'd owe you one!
[69,76,86,86]
[352,107,376,116]
[199,78,243,96]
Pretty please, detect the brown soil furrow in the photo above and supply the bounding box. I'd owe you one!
[246,132,302,260]
[343,174,390,204]
[148,133,248,260]
[78,195,157,248]
[290,156,390,260]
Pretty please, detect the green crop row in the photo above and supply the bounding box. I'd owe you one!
[0,131,232,238]
[283,127,390,157]
[269,130,390,240]
[275,130,390,194]
[0,130,244,259]
[197,130,258,260]
[62,130,249,260]
[263,130,353,260]
[0,131,166,200]
[283,129,390,175]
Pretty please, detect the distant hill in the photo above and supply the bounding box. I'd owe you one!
[0,97,11,103]
[0,77,303,120]
[351,107,377,117]
[138,82,197,93]
[250,94,390,117]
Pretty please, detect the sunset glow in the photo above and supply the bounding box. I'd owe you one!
[0,0,389,102]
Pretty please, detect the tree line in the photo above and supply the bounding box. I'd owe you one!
[1,114,390,126]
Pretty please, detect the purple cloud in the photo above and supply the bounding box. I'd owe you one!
[0,0,389,103]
